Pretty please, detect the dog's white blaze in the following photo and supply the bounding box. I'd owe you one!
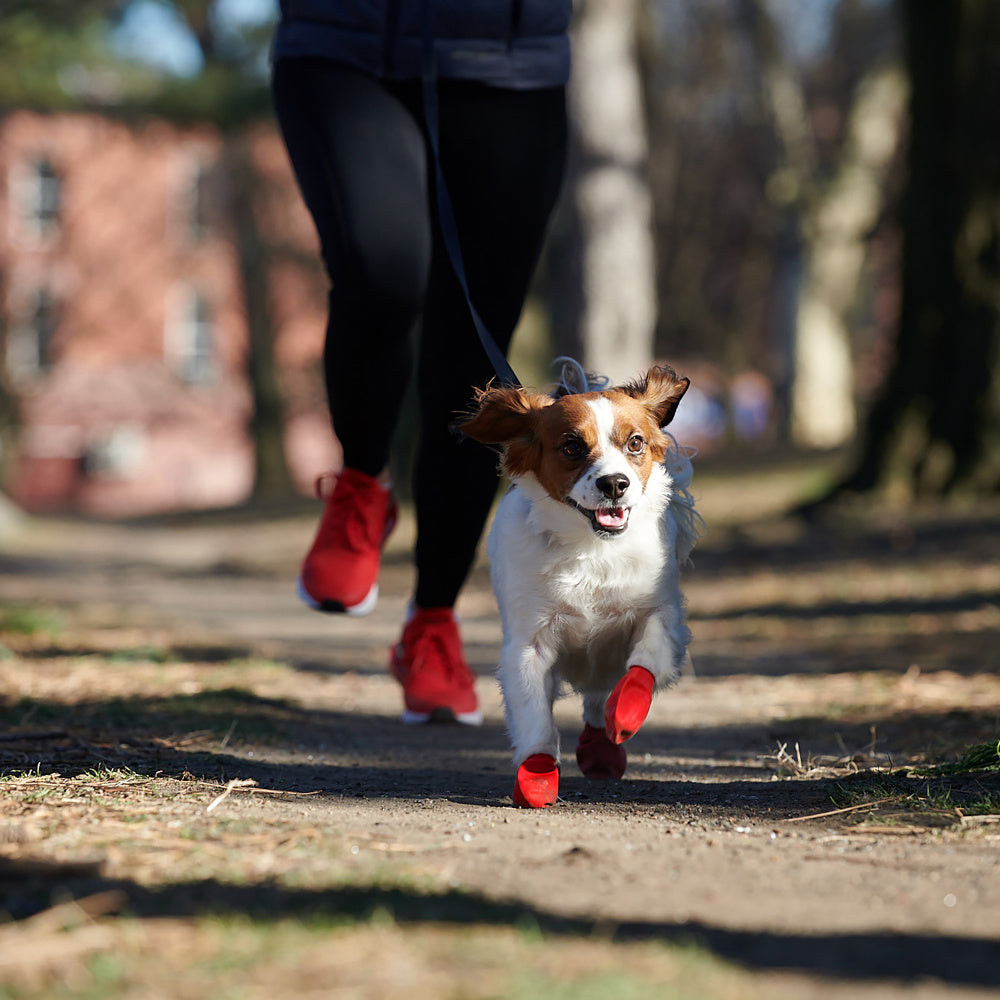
[587,397,615,456]
[567,397,641,511]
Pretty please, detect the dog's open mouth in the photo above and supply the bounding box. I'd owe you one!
[568,499,631,535]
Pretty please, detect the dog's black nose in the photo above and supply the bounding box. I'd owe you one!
[596,473,630,501]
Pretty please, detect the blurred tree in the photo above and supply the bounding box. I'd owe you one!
[226,136,293,501]
[832,0,1000,501]
[644,2,783,377]
[156,3,292,499]
[0,2,119,108]
[643,0,900,448]
[549,0,657,383]
[0,271,14,486]
[0,1,119,484]
[0,1,292,499]
[741,0,906,448]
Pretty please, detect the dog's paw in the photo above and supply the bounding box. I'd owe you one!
[604,665,655,744]
[576,723,627,780]
[513,753,559,808]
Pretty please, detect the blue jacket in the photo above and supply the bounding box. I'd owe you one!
[272,0,572,89]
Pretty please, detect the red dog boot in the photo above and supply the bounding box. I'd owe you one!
[605,665,655,745]
[576,723,627,780]
[513,754,559,808]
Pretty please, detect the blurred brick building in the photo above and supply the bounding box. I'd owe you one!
[0,109,335,516]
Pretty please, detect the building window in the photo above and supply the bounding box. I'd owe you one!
[12,157,62,243]
[166,285,215,384]
[6,287,59,379]
[189,161,213,241]
[175,157,214,244]
[84,424,147,479]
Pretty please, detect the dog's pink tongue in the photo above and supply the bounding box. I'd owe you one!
[596,507,628,529]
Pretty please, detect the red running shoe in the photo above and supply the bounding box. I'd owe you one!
[389,608,482,725]
[297,468,398,616]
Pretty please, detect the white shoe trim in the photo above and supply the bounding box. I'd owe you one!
[345,583,379,616]
[400,709,431,725]
[400,708,484,727]
[296,577,379,616]
[296,577,321,610]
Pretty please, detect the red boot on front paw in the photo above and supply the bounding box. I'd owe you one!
[513,754,559,808]
[605,665,655,745]
[576,723,627,780]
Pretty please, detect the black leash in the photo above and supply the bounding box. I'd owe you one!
[419,0,522,389]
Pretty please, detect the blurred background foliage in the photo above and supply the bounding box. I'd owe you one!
[0,0,998,510]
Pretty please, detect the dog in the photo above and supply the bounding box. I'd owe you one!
[458,361,703,808]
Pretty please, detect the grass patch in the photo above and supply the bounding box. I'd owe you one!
[912,740,1000,776]
[74,764,147,783]
[0,913,760,1000]
[0,603,64,638]
[105,645,175,665]
[829,744,1000,826]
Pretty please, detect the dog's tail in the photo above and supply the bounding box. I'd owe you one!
[663,433,707,565]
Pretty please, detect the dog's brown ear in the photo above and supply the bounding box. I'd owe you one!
[620,366,689,428]
[456,385,553,445]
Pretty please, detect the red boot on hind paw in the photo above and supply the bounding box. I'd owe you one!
[605,665,655,745]
[576,723,627,780]
[513,754,559,808]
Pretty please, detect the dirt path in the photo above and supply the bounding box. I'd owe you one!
[2,483,1000,998]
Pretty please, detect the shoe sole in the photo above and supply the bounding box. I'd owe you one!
[297,577,379,617]
[401,707,484,726]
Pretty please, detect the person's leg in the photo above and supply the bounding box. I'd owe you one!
[272,59,431,614]
[271,58,431,477]
[413,82,568,610]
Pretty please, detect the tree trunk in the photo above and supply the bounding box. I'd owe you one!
[0,268,20,490]
[738,0,814,438]
[226,138,293,500]
[550,0,656,384]
[790,65,907,448]
[742,0,906,449]
[836,0,1000,501]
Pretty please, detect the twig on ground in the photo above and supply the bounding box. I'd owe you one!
[204,780,320,811]
[245,787,320,797]
[206,777,258,813]
[204,778,318,812]
[766,740,860,778]
[10,891,125,933]
[785,796,901,823]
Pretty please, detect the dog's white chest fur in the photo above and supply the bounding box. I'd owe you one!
[487,462,684,695]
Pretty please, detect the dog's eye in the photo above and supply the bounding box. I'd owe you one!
[561,438,586,461]
[626,434,645,455]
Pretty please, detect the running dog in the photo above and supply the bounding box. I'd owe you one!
[459,362,703,807]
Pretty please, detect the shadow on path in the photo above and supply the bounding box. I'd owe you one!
[2,859,998,989]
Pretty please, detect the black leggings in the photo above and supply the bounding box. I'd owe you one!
[272,58,567,609]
